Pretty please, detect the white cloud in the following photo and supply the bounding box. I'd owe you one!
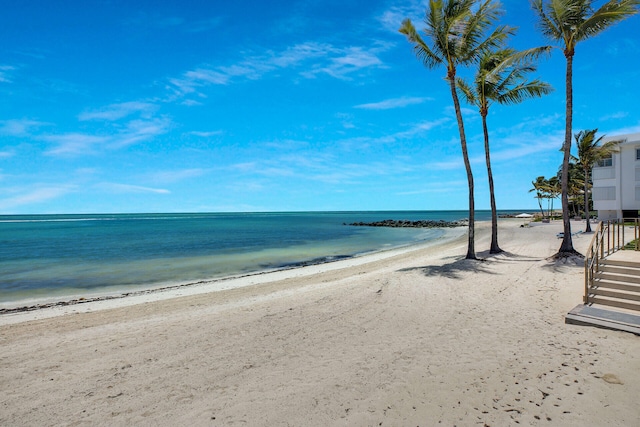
[599,111,628,121]
[96,182,170,194]
[188,130,223,137]
[0,65,15,83]
[301,46,386,80]
[146,169,208,184]
[378,1,426,33]
[111,117,171,148]
[42,114,171,157]
[44,133,110,156]
[0,150,14,158]
[79,102,158,121]
[396,180,468,195]
[0,185,74,210]
[0,119,48,136]
[355,96,432,110]
[167,41,389,97]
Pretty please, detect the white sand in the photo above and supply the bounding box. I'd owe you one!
[1,219,638,426]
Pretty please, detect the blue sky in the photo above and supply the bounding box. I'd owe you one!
[1,0,639,214]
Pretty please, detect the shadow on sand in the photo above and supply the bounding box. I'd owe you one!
[398,250,545,280]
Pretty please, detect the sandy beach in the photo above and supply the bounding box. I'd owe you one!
[1,219,638,426]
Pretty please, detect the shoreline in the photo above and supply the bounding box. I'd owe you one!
[0,225,468,324]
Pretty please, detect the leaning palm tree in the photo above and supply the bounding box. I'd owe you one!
[457,44,552,253]
[530,176,547,219]
[532,0,640,257]
[400,0,507,260]
[573,129,621,232]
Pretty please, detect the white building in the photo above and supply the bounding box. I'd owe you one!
[592,132,640,220]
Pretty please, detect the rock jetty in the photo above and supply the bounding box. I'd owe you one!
[347,219,467,228]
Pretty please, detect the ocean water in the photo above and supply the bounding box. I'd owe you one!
[0,210,519,305]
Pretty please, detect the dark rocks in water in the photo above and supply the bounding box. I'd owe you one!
[347,219,468,228]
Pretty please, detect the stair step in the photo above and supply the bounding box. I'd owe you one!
[590,288,640,302]
[598,265,640,276]
[592,279,640,293]
[600,259,640,269]
[588,296,640,312]
[594,272,640,284]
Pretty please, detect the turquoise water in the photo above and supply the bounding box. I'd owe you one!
[0,210,518,304]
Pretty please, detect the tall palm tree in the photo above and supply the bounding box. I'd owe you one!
[532,0,639,257]
[457,44,552,253]
[400,0,506,260]
[573,129,621,232]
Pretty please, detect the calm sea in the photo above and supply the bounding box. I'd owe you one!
[0,210,523,305]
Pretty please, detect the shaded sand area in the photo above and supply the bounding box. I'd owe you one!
[1,219,638,426]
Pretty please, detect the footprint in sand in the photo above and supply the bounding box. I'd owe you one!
[602,373,624,385]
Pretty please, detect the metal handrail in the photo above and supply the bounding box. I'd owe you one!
[584,218,640,304]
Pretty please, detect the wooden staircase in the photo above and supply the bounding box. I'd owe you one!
[589,256,640,312]
[566,219,640,335]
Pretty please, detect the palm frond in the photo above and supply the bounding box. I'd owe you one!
[578,0,640,41]
[399,19,443,69]
[455,77,478,107]
[495,79,553,106]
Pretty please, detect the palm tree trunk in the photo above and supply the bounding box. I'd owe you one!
[482,112,501,253]
[537,196,544,218]
[559,52,576,255]
[448,70,476,260]
[584,166,592,232]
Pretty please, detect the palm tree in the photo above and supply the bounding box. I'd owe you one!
[573,129,621,232]
[457,44,552,253]
[545,175,561,218]
[563,161,585,216]
[532,0,640,257]
[530,176,547,218]
[400,0,507,260]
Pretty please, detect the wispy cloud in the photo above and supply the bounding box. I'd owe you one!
[599,111,628,121]
[337,118,450,150]
[44,133,110,156]
[167,41,390,99]
[96,182,170,194]
[111,117,172,148]
[607,38,639,56]
[146,168,208,184]
[79,101,158,121]
[0,65,15,83]
[396,180,468,195]
[378,1,425,33]
[355,96,432,110]
[0,150,14,158]
[301,45,388,80]
[0,119,48,136]
[43,116,171,155]
[125,13,221,33]
[188,130,223,137]
[0,185,74,210]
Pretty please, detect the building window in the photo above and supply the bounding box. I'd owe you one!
[637,148,640,160]
[593,186,616,200]
[597,154,613,167]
